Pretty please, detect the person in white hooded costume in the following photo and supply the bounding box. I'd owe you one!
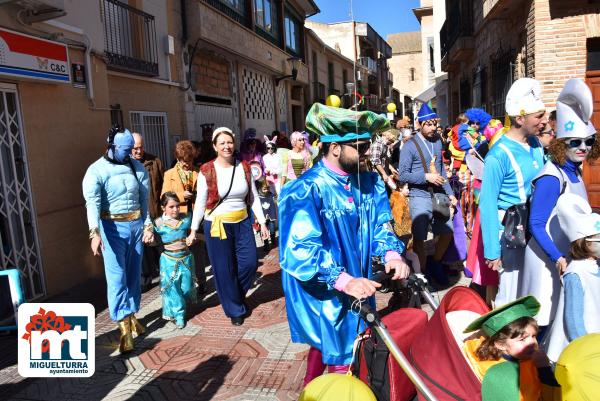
[519,79,599,331]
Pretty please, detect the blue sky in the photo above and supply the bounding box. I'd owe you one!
[308,0,422,39]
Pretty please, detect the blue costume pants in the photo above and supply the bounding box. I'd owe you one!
[100,218,143,321]
[203,217,257,318]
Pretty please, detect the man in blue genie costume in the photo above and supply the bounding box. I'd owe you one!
[279,103,410,385]
[82,125,154,353]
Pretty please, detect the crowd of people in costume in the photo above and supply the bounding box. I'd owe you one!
[82,121,321,351]
[279,77,600,401]
[82,76,599,400]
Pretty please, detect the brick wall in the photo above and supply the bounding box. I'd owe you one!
[526,0,536,78]
[192,51,231,98]
[534,0,591,107]
[445,0,600,119]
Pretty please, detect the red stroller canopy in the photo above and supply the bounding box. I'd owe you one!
[410,287,490,401]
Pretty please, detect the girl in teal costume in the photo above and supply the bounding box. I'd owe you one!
[154,192,197,328]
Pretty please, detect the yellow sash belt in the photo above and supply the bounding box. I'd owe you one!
[210,208,248,239]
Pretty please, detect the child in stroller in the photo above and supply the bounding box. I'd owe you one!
[410,288,558,401]
[462,296,554,401]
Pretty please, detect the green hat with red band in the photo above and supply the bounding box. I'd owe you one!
[464,296,540,337]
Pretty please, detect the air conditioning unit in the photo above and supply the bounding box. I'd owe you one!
[0,0,66,23]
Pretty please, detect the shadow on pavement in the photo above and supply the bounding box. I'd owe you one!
[127,354,233,401]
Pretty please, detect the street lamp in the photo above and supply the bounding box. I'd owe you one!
[275,57,300,86]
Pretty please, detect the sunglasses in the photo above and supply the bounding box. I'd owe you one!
[468,121,480,125]
[567,136,596,148]
[341,142,371,154]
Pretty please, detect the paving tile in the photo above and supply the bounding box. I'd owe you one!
[155,353,232,383]
[91,373,163,401]
[242,323,308,360]
[11,372,125,401]
[125,377,210,401]
[217,387,279,401]
[0,242,471,401]
[137,336,192,371]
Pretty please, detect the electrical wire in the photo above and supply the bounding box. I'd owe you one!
[180,38,202,91]
[348,0,367,280]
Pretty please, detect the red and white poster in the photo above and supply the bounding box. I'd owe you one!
[0,27,70,83]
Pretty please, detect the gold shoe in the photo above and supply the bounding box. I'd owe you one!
[130,314,146,336]
[117,316,134,353]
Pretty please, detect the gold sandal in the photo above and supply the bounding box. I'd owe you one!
[130,314,146,336]
[117,316,134,353]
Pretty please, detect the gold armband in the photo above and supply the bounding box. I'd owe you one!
[143,223,154,232]
[89,227,100,239]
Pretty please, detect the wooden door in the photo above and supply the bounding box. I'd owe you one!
[585,72,600,208]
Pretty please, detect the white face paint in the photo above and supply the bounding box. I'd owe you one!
[565,136,594,163]
[586,235,600,259]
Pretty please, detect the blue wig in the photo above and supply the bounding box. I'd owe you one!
[465,108,492,130]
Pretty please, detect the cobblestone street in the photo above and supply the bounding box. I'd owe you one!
[0,246,468,401]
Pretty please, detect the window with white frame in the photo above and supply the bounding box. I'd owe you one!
[130,111,171,166]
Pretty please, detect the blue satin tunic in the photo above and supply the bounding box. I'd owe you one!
[279,160,404,365]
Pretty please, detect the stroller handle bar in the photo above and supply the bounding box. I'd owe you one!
[372,259,441,310]
[349,263,440,401]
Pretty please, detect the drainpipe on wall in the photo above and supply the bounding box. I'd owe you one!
[180,0,188,44]
[43,20,97,108]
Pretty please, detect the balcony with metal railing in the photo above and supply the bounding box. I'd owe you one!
[102,0,159,76]
[440,0,474,71]
[358,57,378,73]
[202,0,248,26]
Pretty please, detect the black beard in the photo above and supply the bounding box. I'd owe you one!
[339,152,364,174]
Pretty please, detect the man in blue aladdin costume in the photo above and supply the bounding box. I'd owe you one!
[279,103,410,385]
[82,126,154,353]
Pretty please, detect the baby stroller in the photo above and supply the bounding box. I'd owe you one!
[409,286,490,401]
[352,276,489,401]
[351,270,445,401]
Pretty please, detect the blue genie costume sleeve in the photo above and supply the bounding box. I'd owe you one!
[278,176,343,289]
[82,164,102,230]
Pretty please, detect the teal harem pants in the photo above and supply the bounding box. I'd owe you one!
[159,249,197,325]
[203,217,258,319]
